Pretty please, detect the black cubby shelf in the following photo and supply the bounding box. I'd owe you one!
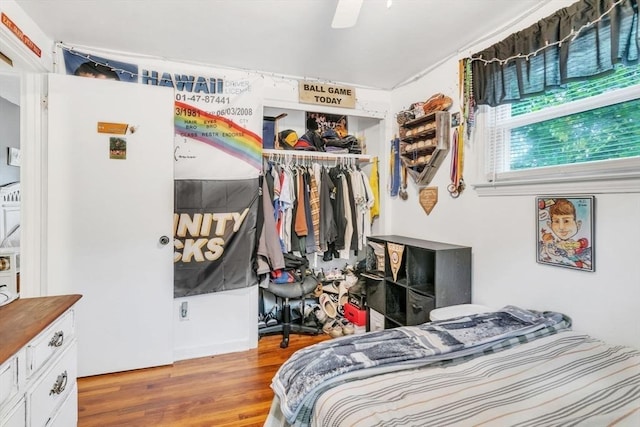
[365,235,471,330]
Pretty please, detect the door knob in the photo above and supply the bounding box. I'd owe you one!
[159,235,170,245]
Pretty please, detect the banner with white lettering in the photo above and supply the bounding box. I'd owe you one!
[174,179,258,297]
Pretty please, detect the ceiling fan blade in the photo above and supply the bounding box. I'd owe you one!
[332,0,363,29]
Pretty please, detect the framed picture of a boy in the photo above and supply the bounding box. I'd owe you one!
[536,195,595,272]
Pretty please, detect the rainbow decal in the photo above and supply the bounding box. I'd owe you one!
[174,101,262,169]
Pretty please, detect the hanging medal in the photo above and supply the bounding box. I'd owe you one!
[448,59,467,198]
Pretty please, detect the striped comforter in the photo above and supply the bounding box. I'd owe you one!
[309,331,640,426]
[266,309,640,427]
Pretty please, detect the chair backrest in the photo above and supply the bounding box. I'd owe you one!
[283,253,309,282]
[283,253,308,271]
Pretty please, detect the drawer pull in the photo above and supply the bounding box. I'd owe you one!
[412,304,423,312]
[48,331,64,347]
[49,370,68,395]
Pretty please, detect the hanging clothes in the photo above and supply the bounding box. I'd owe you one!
[390,138,401,197]
[290,168,306,254]
[350,167,374,251]
[343,168,356,251]
[294,169,308,237]
[302,170,317,254]
[329,166,347,251]
[369,157,380,222]
[308,171,322,252]
[279,166,295,252]
[338,171,354,260]
[319,167,337,253]
[262,154,374,262]
[257,177,285,275]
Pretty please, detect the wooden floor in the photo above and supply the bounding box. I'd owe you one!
[77,333,329,427]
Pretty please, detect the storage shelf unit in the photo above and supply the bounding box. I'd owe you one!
[364,235,471,330]
[399,111,450,186]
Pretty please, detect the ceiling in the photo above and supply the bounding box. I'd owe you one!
[14,0,549,90]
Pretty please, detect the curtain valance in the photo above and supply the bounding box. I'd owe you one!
[471,0,638,107]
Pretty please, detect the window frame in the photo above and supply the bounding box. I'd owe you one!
[473,83,640,196]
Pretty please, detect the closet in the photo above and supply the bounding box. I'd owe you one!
[258,149,378,339]
[260,105,384,267]
[262,149,376,267]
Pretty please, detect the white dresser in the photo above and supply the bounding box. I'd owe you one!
[0,295,82,427]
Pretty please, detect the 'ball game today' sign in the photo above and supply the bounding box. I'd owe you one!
[298,81,356,109]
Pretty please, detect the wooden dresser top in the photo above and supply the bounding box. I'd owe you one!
[0,295,82,365]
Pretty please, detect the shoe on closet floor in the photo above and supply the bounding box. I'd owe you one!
[322,320,344,338]
[344,272,358,287]
[338,282,349,308]
[305,303,327,324]
[322,282,340,294]
[264,307,279,327]
[338,318,355,335]
[325,268,344,281]
[319,293,337,319]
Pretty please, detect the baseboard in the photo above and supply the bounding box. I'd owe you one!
[173,336,258,362]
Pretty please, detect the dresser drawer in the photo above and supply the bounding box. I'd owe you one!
[27,342,77,427]
[26,310,75,378]
[0,351,21,410]
[0,398,25,427]
[47,383,77,427]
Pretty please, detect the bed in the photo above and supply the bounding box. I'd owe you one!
[266,306,640,426]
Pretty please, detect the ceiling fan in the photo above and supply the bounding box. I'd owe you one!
[331,0,364,29]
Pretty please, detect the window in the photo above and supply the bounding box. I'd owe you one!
[484,62,640,185]
[470,0,640,194]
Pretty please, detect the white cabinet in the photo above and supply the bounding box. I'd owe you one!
[0,295,81,427]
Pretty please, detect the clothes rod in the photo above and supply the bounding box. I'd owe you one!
[262,149,373,163]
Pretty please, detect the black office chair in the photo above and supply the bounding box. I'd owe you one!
[259,271,321,348]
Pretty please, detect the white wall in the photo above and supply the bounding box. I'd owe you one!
[388,1,640,349]
[0,96,20,185]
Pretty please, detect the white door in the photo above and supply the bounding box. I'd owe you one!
[46,73,174,377]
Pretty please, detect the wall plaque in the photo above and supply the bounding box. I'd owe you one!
[298,81,356,109]
[419,187,438,215]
